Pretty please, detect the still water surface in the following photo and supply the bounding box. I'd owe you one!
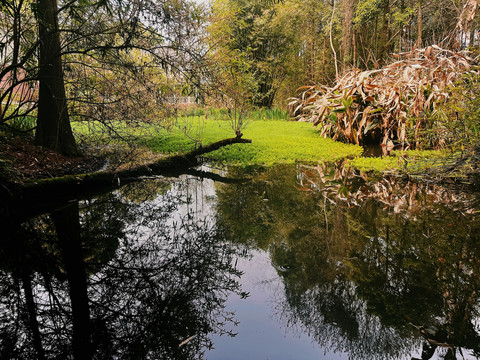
[2,164,480,359]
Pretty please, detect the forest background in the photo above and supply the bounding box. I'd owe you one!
[0,0,479,184]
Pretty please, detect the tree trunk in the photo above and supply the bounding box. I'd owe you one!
[11,135,252,205]
[256,79,275,108]
[416,0,423,48]
[322,37,326,79]
[35,0,79,156]
[341,0,354,71]
[353,31,356,67]
[306,9,317,83]
[378,0,390,62]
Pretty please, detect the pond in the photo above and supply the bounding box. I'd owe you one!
[1,164,480,359]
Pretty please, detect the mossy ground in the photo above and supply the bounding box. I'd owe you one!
[347,149,449,174]
[73,115,452,173]
[75,117,364,166]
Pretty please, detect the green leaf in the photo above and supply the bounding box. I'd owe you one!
[341,97,353,109]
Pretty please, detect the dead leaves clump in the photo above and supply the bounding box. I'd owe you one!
[289,46,477,149]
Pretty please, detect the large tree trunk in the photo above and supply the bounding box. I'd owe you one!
[35,0,79,156]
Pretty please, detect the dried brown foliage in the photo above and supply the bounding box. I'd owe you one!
[289,46,477,148]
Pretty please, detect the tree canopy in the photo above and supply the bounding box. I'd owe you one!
[1,0,207,155]
[208,0,479,109]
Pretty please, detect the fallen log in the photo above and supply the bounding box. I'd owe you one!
[2,135,252,207]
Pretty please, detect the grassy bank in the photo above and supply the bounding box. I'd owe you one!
[142,118,364,165]
[74,114,456,175]
[76,117,364,166]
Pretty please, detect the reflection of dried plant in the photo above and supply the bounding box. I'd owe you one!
[297,161,361,203]
[297,162,478,216]
[354,178,477,216]
[289,46,477,148]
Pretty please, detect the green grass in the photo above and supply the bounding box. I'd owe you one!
[139,118,363,165]
[74,114,450,171]
[5,116,36,131]
[347,156,400,173]
[74,117,363,166]
[347,148,448,174]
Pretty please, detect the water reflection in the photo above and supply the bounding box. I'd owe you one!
[2,165,480,359]
[215,165,480,360]
[0,178,243,359]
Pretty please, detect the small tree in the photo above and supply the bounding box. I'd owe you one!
[208,50,258,135]
[208,0,298,108]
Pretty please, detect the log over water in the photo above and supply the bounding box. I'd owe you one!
[0,135,252,220]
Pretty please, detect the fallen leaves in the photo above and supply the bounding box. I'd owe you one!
[0,136,102,181]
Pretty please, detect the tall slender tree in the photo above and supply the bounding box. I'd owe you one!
[341,0,355,70]
[416,0,423,47]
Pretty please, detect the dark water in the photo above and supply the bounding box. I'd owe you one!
[1,164,480,359]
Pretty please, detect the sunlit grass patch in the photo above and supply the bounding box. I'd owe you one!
[140,119,363,165]
[347,156,400,173]
[75,117,363,165]
[235,121,363,165]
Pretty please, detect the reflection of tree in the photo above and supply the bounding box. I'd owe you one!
[346,199,480,359]
[216,164,480,359]
[216,165,322,250]
[0,178,242,359]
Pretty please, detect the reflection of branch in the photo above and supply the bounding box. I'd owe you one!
[2,136,252,222]
[183,168,250,184]
[7,168,250,223]
[20,269,46,360]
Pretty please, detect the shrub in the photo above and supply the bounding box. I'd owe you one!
[289,46,476,149]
